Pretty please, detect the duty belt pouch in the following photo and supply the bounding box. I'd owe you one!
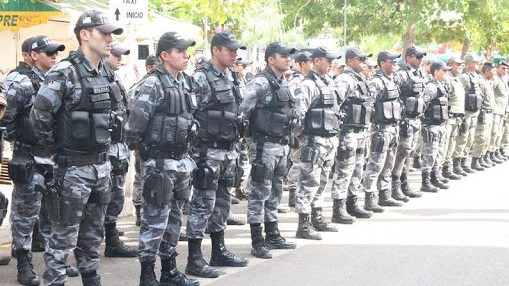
[43,187,60,222]
[8,155,34,183]
[250,140,273,183]
[371,133,387,153]
[475,95,483,109]
[382,101,394,120]
[300,144,320,164]
[352,104,363,124]
[173,187,192,200]
[422,127,432,144]
[405,97,416,114]
[322,109,337,132]
[192,164,217,189]
[71,111,91,145]
[213,85,235,103]
[466,94,477,111]
[143,169,171,207]
[309,109,325,132]
[91,113,110,145]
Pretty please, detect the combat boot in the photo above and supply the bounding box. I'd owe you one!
[234,187,247,200]
[226,212,246,226]
[478,155,490,168]
[179,229,188,242]
[135,205,142,226]
[495,149,507,161]
[250,224,272,259]
[139,260,160,286]
[311,207,338,231]
[81,272,101,286]
[160,254,199,286]
[471,157,485,171]
[430,171,449,190]
[0,255,10,265]
[420,172,439,193]
[331,199,356,224]
[264,221,296,249]
[436,168,450,184]
[346,196,373,218]
[499,149,509,159]
[378,189,403,207]
[231,196,240,205]
[461,157,476,173]
[104,223,137,257]
[391,175,409,202]
[185,239,219,278]
[288,187,296,208]
[490,151,503,164]
[452,158,468,176]
[16,250,40,286]
[364,192,384,213]
[209,230,248,267]
[66,266,80,277]
[296,213,322,240]
[412,154,422,169]
[401,172,423,198]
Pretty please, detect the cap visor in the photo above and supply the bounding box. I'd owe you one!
[43,44,66,52]
[226,42,246,50]
[112,48,130,56]
[388,53,401,59]
[443,66,452,71]
[96,23,123,35]
[325,53,342,60]
[416,52,427,57]
[175,40,196,50]
[279,47,296,56]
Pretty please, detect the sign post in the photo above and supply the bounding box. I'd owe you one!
[109,0,148,25]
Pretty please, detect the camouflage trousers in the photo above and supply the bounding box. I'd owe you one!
[138,157,194,262]
[247,141,289,224]
[238,139,251,191]
[472,111,493,157]
[105,143,130,225]
[490,114,504,152]
[186,149,238,239]
[392,118,422,177]
[286,147,301,190]
[43,161,111,285]
[442,117,462,166]
[421,124,447,173]
[453,110,479,158]
[363,124,398,193]
[501,115,509,151]
[132,154,143,207]
[295,135,339,214]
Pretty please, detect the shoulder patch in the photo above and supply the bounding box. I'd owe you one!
[47,81,62,90]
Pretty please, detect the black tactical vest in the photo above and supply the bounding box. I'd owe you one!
[55,52,112,155]
[303,72,342,136]
[104,65,128,144]
[15,70,43,147]
[194,62,242,142]
[465,72,483,112]
[424,81,449,124]
[398,67,426,118]
[142,69,196,152]
[373,73,402,124]
[341,70,372,127]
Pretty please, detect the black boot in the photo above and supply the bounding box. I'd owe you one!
[66,266,80,277]
[430,171,449,189]
[0,255,10,265]
[264,221,296,249]
[436,168,450,184]
[288,187,296,208]
[480,154,492,168]
[391,175,410,202]
[461,157,476,173]
[160,255,199,286]
[331,199,356,224]
[16,250,40,286]
[401,172,423,198]
[345,196,373,218]
[104,223,137,257]
[420,172,439,193]
[495,149,507,161]
[135,205,141,227]
[81,272,101,286]
[295,213,322,240]
[185,239,219,278]
[209,231,248,267]
[491,151,503,164]
[140,260,160,286]
[364,192,384,213]
[31,221,45,252]
[250,224,272,259]
[471,157,485,171]
[452,158,468,177]
[378,189,404,207]
[412,154,422,169]
[235,187,247,200]
[311,207,338,231]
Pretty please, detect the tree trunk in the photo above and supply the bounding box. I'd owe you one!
[460,38,470,59]
[485,39,497,62]
[401,23,415,57]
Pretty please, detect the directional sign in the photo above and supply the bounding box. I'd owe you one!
[109,0,148,25]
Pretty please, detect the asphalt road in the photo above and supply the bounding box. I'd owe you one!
[1,162,508,286]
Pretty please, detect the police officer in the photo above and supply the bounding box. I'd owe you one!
[102,42,138,258]
[332,47,378,219]
[125,32,199,286]
[3,35,65,286]
[294,47,342,240]
[490,61,509,162]
[240,42,297,258]
[0,88,10,267]
[363,52,408,207]
[499,60,509,157]
[454,54,482,172]
[185,32,248,278]
[442,57,466,179]
[392,46,428,199]
[420,61,452,193]
[30,10,122,286]
[2,37,35,91]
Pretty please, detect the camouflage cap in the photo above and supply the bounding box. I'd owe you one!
[463,53,480,63]
[110,42,130,56]
[75,10,123,35]
[430,61,451,74]
[31,35,65,53]
[345,47,372,60]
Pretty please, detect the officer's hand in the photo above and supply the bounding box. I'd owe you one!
[134,149,139,157]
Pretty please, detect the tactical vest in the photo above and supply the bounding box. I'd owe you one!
[373,73,402,124]
[399,68,426,118]
[424,82,449,124]
[55,53,112,155]
[14,70,43,146]
[142,70,196,152]
[195,62,242,142]
[104,66,128,144]
[250,69,295,140]
[465,72,483,112]
[341,70,372,127]
[303,72,342,136]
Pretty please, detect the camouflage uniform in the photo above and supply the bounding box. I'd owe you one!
[498,74,509,153]
[443,72,465,175]
[491,73,508,154]
[31,50,113,285]
[472,76,495,159]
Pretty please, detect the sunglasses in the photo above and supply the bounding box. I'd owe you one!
[43,51,59,57]
[415,55,424,60]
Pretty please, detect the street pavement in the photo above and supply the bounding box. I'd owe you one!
[1,162,509,286]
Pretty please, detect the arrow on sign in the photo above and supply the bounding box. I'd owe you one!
[114,8,120,21]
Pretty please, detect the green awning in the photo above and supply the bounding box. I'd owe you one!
[0,0,62,32]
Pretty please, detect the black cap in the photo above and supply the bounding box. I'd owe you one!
[345,47,372,60]
[295,51,312,63]
[30,35,65,53]
[377,51,400,64]
[211,32,246,50]
[311,47,341,60]
[75,10,123,35]
[430,61,451,74]
[21,37,35,53]
[145,55,157,66]
[405,45,427,58]
[110,41,130,56]
[483,62,494,69]
[156,32,196,57]
[265,42,295,61]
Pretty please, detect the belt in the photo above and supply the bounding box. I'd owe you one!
[197,141,237,151]
[340,125,366,135]
[483,109,493,114]
[154,150,189,160]
[55,152,108,167]
[254,135,289,145]
[451,113,464,117]
[16,143,50,157]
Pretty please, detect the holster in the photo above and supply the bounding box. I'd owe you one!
[44,181,61,222]
[143,169,172,208]
[300,144,320,164]
[478,111,485,124]
[192,164,217,189]
[399,120,411,138]
[250,139,273,183]
[460,119,469,135]
[8,153,35,183]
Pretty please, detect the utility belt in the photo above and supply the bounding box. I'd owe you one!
[253,134,289,145]
[14,143,49,158]
[197,140,237,151]
[340,125,366,135]
[482,109,493,114]
[450,113,464,118]
[55,152,108,167]
[153,150,189,160]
